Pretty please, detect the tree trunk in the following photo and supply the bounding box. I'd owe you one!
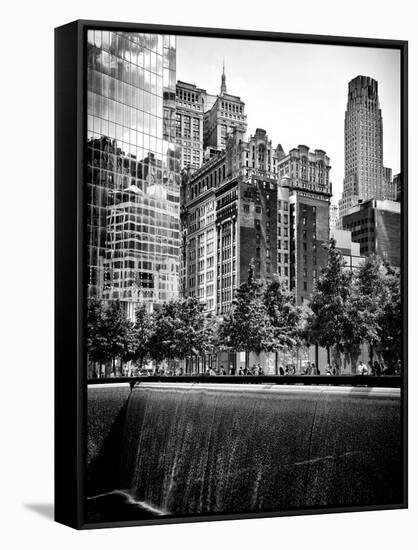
[315,343,319,373]
[275,351,278,375]
[245,350,249,370]
[112,356,116,376]
[326,346,330,365]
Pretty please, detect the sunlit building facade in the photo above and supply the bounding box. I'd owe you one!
[86,30,181,314]
[175,81,206,170]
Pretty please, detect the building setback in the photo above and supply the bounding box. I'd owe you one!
[331,228,365,270]
[86,30,181,315]
[341,199,401,267]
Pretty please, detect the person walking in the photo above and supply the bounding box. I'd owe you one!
[373,360,381,376]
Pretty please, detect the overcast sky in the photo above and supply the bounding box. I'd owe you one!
[177,36,401,203]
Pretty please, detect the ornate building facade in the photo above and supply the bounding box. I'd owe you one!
[175,81,206,170]
[180,130,332,310]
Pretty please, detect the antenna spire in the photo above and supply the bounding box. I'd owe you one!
[220,58,227,95]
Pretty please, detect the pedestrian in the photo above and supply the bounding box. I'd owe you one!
[357,361,368,375]
[325,364,332,375]
[238,367,244,376]
[373,361,381,376]
[279,366,284,376]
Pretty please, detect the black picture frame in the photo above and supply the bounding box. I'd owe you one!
[55,19,408,530]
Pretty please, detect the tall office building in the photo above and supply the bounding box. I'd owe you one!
[339,76,387,218]
[175,81,206,170]
[341,199,401,267]
[276,146,332,305]
[86,31,181,315]
[203,65,247,150]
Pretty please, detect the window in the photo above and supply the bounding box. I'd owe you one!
[243,204,250,213]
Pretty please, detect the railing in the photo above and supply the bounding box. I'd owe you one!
[87,375,402,390]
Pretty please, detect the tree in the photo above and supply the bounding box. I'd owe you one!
[378,263,401,359]
[354,256,401,362]
[102,300,131,375]
[87,298,108,376]
[307,239,361,367]
[217,260,274,369]
[122,305,154,370]
[150,297,213,366]
[264,279,303,350]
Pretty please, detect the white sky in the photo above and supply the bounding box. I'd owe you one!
[177,36,401,203]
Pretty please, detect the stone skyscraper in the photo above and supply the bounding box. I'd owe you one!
[339,76,389,218]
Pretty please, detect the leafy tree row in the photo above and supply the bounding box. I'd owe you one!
[87,239,401,374]
[217,261,303,369]
[306,239,401,365]
[87,297,215,375]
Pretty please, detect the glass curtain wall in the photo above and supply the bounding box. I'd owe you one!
[86,30,180,315]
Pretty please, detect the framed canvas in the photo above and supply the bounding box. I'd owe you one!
[55,20,408,529]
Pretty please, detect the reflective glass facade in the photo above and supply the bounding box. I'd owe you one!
[86,30,180,311]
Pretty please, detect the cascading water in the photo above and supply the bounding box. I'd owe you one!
[87,383,402,522]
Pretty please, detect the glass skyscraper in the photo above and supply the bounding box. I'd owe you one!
[86,31,180,315]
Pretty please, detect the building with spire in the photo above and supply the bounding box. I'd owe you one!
[203,62,247,150]
[220,58,227,95]
[338,75,393,219]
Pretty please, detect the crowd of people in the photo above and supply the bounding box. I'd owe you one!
[92,358,401,378]
[356,359,401,376]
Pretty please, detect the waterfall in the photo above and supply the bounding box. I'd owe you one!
[87,383,402,519]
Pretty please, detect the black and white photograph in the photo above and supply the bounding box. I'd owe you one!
[82,25,406,527]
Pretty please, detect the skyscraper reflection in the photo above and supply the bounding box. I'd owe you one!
[86,31,180,315]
